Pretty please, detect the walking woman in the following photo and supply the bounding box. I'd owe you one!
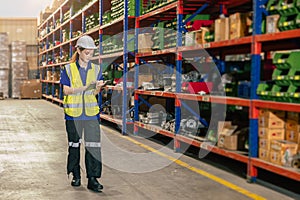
[60,35,105,192]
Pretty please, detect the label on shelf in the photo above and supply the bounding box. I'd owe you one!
[202,96,210,102]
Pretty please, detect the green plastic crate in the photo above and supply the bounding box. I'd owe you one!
[278,13,298,31]
[286,84,300,103]
[204,32,214,42]
[296,13,300,27]
[152,22,166,50]
[267,0,281,14]
[272,68,290,86]
[257,82,273,100]
[270,84,290,102]
[287,67,300,86]
[273,51,300,69]
[278,0,300,15]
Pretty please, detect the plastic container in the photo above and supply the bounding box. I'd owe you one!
[286,84,300,103]
[273,51,300,69]
[267,0,281,14]
[270,84,290,102]
[272,68,290,86]
[278,13,298,31]
[287,68,300,86]
[238,81,251,98]
[278,0,299,15]
[257,82,273,100]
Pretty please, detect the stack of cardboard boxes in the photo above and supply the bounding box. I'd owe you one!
[215,12,251,42]
[11,41,28,98]
[185,12,251,46]
[258,109,299,167]
[0,33,9,98]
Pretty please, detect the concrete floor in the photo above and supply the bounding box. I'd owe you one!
[0,99,298,200]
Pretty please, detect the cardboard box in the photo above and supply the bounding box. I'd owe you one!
[194,28,209,45]
[285,129,299,143]
[269,150,282,165]
[258,127,285,140]
[138,33,153,53]
[214,17,229,41]
[138,74,153,88]
[258,109,285,119]
[185,28,209,46]
[229,13,248,40]
[258,116,285,128]
[270,148,297,167]
[218,121,238,136]
[20,79,42,98]
[259,138,271,150]
[266,14,280,34]
[217,121,247,150]
[218,134,238,150]
[259,148,269,161]
[285,119,299,131]
[270,140,298,155]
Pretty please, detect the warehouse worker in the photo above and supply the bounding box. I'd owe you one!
[60,35,105,192]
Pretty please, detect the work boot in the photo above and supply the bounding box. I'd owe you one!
[71,177,81,187]
[87,177,103,192]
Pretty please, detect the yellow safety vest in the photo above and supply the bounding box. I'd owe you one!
[63,62,100,117]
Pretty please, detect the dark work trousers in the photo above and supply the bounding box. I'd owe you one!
[65,120,102,179]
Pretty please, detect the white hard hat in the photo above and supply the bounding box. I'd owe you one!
[75,35,97,49]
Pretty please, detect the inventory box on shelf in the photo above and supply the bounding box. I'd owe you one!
[259,148,270,161]
[285,130,299,143]
[271,140,298,155]
[266,14,280,33]
[259,109,286,119]
[217,121,247,151]
[214,17,229,41]
[229,12,248,40]
[258,115,285,128]
[138,33,153,53]
[285,119,300,131]
[259,138,272,150]
[258,127,285,140]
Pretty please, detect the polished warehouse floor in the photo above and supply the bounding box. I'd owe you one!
[0,100,298,200]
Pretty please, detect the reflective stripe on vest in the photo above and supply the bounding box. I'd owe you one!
[85,142,101,148]
[63,62,100,117]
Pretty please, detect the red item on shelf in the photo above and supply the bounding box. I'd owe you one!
[186,20,214,31]
[182,82,213,94]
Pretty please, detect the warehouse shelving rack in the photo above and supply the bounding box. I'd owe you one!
[38,0,100,106]
[133,0,300,183]
[98,0,136,134]
[38,0,300,183]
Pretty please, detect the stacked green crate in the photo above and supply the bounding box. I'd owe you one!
[102,10,112,25]
[164,19,177,49]
[110,0,142,20]
[142,0,176,14]
[271,51,300,102]
[270,0,300,31]
[86,13,100,32]
[152,22,165,50]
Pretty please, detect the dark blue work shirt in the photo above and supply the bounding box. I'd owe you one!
[60,60,101,120]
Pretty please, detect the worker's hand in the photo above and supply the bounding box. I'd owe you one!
[96,80,106,90]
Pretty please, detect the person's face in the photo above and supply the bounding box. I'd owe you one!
[78,48,94,63]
